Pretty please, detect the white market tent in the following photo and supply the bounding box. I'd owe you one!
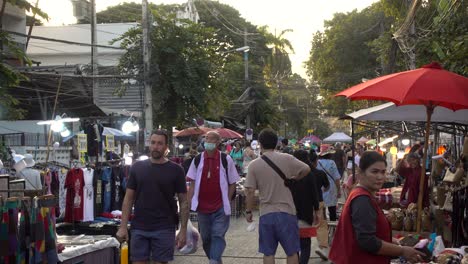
[346,102,468,125]
[323,132,352,143]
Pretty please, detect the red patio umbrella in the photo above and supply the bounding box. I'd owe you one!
[175,127,213,137]
[215,128,243,139]
[336,62,468,232]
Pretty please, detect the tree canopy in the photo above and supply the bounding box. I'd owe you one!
[114,9,231,131]
[0,0,48,119]
[305,0,467,119]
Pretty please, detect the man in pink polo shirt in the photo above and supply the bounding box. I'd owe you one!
[187,131,240,264]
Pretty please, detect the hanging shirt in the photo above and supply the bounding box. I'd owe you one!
[101,167,112,213]
[58,168,68,219]
[82,168,95,222]
[112,167,123,211]
[51,170,60,217]
[64,168,85,222]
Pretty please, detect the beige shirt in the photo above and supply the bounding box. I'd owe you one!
[245,151,310,216]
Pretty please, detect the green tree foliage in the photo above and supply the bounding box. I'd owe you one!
[195,0,278,131]
[307,0,467,120]
[114,10,231,130]
[306,4,385,118]
[78,2,179,24]
[0,0,48,119]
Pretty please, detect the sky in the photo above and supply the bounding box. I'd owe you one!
[37,0,379,78]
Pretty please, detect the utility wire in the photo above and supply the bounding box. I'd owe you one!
[2,30,124,50]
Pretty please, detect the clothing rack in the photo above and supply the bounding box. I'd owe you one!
[35,161,70,169]
[95,158,124,167]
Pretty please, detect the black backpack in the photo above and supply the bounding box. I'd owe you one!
[193,153,236,200]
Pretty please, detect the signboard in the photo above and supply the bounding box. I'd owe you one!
[77,134,87,153]
[105,135,115,151]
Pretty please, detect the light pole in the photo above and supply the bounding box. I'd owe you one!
[224,46,250,128]
[235,46,250,88]
[236,46,250,129]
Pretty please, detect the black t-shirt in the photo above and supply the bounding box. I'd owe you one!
[290,171,320,225]
[311,167,330,202]
[127,159,187,231]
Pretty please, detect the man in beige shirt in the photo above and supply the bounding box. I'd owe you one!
[244,128,310,264]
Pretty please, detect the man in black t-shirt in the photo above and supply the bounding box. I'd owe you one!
[117,130,189,264]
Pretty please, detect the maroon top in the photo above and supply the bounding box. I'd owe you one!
[197,150,223,213]
[399,166,429,207]
[65,168,85,222]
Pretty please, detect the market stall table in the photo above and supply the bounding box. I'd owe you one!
[58,236,120,264]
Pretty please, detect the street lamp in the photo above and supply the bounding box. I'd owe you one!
[223,46,251,128]
[234,46,250,89]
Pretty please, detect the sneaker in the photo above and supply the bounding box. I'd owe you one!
[315,248,329,261]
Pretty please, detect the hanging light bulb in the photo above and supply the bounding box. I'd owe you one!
[402,139,410,146]
[51,121,65,132]
[60,129,71,137]
[122,121,134,134]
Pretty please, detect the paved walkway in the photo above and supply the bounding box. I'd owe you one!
[173,212,330,264]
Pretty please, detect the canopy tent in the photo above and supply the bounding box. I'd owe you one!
[357,136,370,143]
[323,132,352,143]
[102,127,135,141]
[346,102,468,125]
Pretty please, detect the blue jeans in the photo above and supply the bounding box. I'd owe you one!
[197,207,230,264]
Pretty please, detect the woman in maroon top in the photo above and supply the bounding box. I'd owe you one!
[397,153,429,207]
[329,151,424,264]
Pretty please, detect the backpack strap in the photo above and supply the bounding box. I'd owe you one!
[221,152,229,179]
[194,153,202,168]
[194,152,229,180]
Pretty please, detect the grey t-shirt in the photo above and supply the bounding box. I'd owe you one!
[127,159,186,231]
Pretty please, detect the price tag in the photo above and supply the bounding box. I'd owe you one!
[106,135,115,151]
[77,134,87,153]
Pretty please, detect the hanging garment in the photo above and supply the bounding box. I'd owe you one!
[83,168,95,222]
[58,168,68,219]
[31,198,58,264]
[94,168,103,217]
[4,200,19,263]
[50,170,60,217]
[64,168,85,222]
[121,165,130,190]
[452,186,468,247]
[19,199,31,264]
[111,166,123,211]
[101,167,112,213]
[44,170,52,195]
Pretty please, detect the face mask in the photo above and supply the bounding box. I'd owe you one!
[204,143,216,151]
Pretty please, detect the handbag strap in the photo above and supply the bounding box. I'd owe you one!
[318,160,334,180]
[261,155,287,182]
